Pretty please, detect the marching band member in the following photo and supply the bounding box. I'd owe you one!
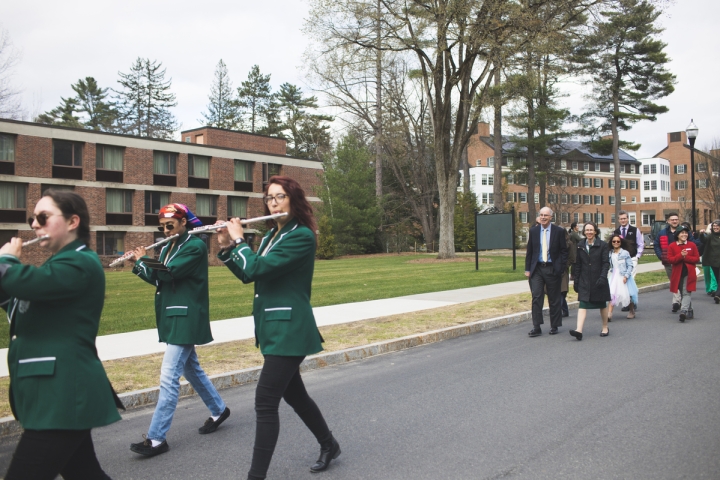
[217,176,340,480]
[129,203,229,457]
[0,190,122,479]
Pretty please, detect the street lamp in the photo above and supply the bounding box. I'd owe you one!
[686,119,699,233]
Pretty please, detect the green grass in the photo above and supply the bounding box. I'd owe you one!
[0,254,664,346]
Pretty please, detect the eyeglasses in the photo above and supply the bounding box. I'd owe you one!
[612,240,621,244]
[157,223,175,232]
[28,212,56,228]
[263,194,288,204]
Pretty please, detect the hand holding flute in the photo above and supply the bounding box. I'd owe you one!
[0,235,50,258]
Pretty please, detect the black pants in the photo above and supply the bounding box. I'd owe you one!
[248,355,332,479]
[529,264,563,329]
[5,429,111,480]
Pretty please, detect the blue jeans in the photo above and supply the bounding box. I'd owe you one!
[148,344,226,442]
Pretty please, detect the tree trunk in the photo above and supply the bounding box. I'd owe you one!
[612,95,621,226]
[436,171,458,259]
[527,98,537,223]
[375,0,383,200]
[493,68,504,207]
[462,147,470,193]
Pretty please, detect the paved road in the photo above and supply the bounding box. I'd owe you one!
[1,284,718,479]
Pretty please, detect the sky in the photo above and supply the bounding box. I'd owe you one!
[3,0,719,159]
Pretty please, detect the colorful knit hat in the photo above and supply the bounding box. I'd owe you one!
[158,203,203,228]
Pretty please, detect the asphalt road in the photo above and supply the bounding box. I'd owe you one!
[1,284,719,479]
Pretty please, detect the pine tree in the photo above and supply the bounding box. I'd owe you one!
[316,215,337,259]
[237,65,272,133]
[71,77,117,131]
[115,58,179,139]
[35,96,83,128]
[277,83,332,158]
[200,59,241,129]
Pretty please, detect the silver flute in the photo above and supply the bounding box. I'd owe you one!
[108,212,288,267]
[22,235,50,247]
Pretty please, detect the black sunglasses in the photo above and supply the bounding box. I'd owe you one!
[157,223,175,232]
[28,212,55,228]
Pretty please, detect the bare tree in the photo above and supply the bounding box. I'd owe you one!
[0,26,23,119]
[694,140,720,223]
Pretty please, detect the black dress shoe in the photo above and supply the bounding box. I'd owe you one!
[714,295,720,304]
[528,328,542,337]
[621,306,630,312]
[310,436,341,473]
[569,330,582,341]
[679,312,686,322]
[600,328,609,337]
[672,303,680,313]
[562,312,569,317]
[199,407,230,434]
[130,436,169,457]
[549,327,559,335]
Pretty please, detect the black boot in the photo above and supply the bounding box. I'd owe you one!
[310,435,341,473]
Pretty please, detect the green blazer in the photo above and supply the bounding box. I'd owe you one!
[133,231,213,346]
[218,219,323,356]
[0,240,122,430]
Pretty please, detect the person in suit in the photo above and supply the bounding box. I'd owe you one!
[613,210,644,278]
[130,203,230,457]
[569,222,611,340]
[524,207,569,337]
[217,176,340,480]
[0,190,122,479]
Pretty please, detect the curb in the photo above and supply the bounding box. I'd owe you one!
[0,281,671,437]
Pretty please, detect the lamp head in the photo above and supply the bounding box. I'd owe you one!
[686,119,699,140]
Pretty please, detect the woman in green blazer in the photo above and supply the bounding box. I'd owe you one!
[217,176,340,480]
[0,190,121,480]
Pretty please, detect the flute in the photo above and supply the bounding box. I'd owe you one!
[108,213,288,267]
[22,235,50,247]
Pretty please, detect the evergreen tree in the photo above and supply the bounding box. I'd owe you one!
[71,77,117,131]
[200,59,241,129]
[316,215,337,259]
[454,191,478,252]
[574,0,675,222]
[115,58,179,139]
[257,96,284,137]
[237,65,272,133]
[277,83,332,158]
[317,134,381,254]
[35,96,82,128]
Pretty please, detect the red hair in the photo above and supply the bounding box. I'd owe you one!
[264,176,317,241]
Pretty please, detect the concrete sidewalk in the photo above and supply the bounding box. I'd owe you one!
[0,261,666,377]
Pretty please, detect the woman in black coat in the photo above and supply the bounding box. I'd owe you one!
[570,222,611,340]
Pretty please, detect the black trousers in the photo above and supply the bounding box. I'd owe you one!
[529,264,563,329]
[5,429,111,480]
[248,355,332,480]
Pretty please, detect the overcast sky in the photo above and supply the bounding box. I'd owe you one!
[3,0,718,159]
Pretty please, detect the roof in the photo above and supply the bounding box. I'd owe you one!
[479,136,638,163]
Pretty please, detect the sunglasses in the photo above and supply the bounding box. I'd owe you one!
[612,240,621,244]
[28,212,56,228]
[157,223,176,232]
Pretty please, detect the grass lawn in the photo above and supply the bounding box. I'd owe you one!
[0,268,670,418]
[0,254,529,345]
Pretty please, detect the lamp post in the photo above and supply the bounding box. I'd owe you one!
[686,120,699,233]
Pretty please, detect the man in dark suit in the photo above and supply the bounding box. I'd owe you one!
[525,207,569,337]
[613,209,644,277]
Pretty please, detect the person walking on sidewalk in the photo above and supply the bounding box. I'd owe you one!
[607,235,638,320]
[654,213,681,312]
[699,220,720,304]
[525,207,569,337]
[613,209,644,277]
[668,225,700,322]
[0,190,122,479]
[217,176,340,480]
[570,222,611,340]
[130,203,230,457]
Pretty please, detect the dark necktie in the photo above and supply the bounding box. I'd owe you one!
[622,227,626,238]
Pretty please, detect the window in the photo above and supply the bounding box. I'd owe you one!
[145,191,170,214]
[507,174,514,184]
[642,165,649,175]
[0,182,26,209]
[234,160,253,181]
[651,196,657,202]
[481,192,494,204]
[597,213,604,224]
[153,151,177,175]
[583,213,592,222]
[642,214,655,226]
[661,164,669,175]
[196,195,217,216]
[228,196,248,218]
[594,195,603,205]
[628,213,636,226]
[571,177,579,187]
[583,195,591,205]
[632,196,636,203]
[650,180,657,190]
[53,140,83,167]
[573,212,579,223]
[519,212,528,223]
[0,134,15,161]
[696,179,708,189]
[506,158,514,167]
[595,162,600,171]
[582,162,589,171]
[621,180,627,189]
[697,163,707,172]
[96,145,123,170]
[609,196,615,206]
[97,232,125,256]
[594,178,602,188]
[470,175,476,187]
[630,165,636,174]
[534,193,539,204]
[630,180,638,190]
[678,196,685,202]
[106,189,132,213]
[644,181,650,191]
[185,136,192,143]
[481,174,493,185]
[572,194,579,204]
[583,178,591,188]
[609,180,615,188]
[650,164,657,174]
[488,157,495,168]
[519,193,527,203]
[560,177,568,187]
[548,194,558,203]
[670,132,682,142]
[263,163,282,182]
[560,160,567,171]
[675,165,686,174]
[572,161,578,171]
[561,212,569,223]
[189,155,210,178]
[506,192,514,202]
[644,197,650,202]
[476,159,482,167]
[561,194,569,204]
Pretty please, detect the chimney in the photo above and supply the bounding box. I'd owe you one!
[477,122,490,137]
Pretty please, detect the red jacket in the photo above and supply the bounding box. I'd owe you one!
[667,241,700,293]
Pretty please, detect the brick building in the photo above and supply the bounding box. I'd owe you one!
[464,122,642,238]
[0,120,322,266]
